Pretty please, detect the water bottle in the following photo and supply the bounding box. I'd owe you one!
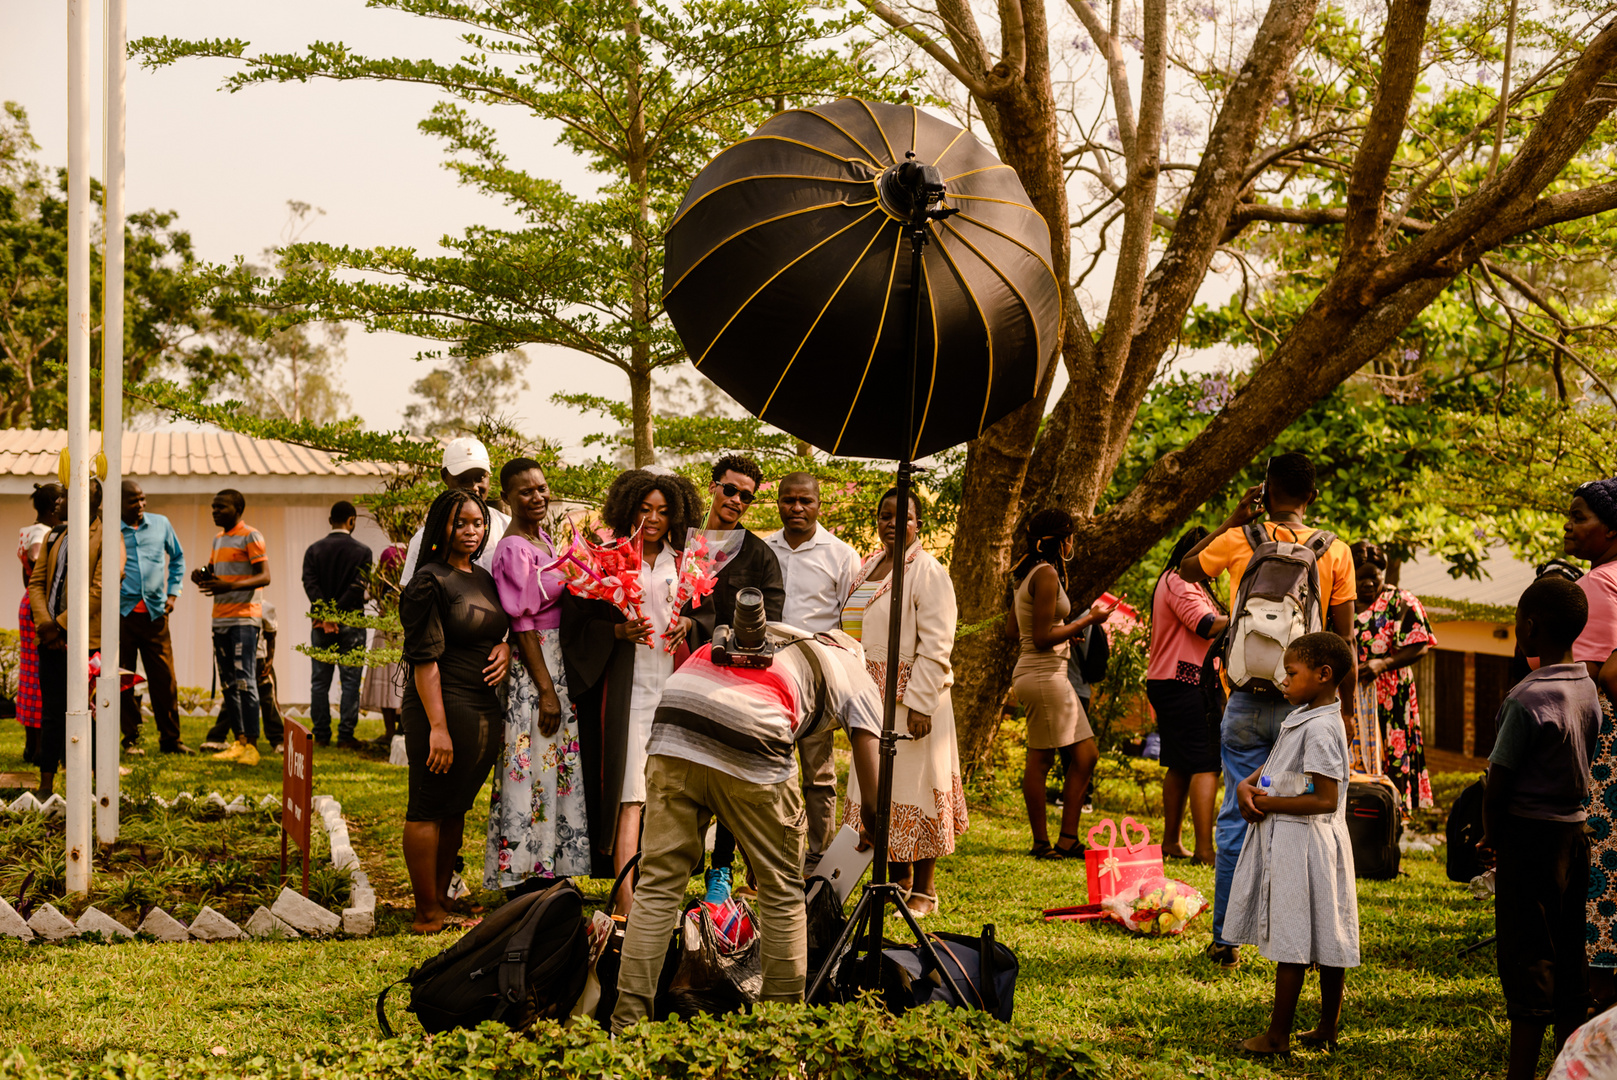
[1259,771,1314,797]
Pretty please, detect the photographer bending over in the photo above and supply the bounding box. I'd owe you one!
[611,590,883,1032]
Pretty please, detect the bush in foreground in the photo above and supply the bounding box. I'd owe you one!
[0,1001,1103,1080]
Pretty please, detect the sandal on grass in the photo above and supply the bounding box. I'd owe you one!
[1038,833,1086,860]
[905,892,939,918]
[1296,1031,1339,1052]
[1027,841,1052,858]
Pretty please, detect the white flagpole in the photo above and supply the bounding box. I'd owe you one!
[65,0,95,895]
[97,0,127,844]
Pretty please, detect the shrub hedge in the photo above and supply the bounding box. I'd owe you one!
[0,1002,1103,1080]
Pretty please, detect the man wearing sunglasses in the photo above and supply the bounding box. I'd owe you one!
[682,453,788,901]
[682,453,786,646]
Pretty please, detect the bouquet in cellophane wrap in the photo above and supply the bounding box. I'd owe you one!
[664,529,747,651]
[552,517,647,626]
[1100,876,1208,936]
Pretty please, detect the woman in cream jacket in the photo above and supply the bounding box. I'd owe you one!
[840,486,966,917]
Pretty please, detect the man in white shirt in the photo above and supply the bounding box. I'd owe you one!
[765,472,863,868]
[400,436,510,583]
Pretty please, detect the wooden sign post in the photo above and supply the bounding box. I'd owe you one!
[281,719,313,896]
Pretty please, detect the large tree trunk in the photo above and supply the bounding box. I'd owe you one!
[626,4,656,468]
[628,361,654,467]
[867,0,1617,774]
[931,0,1092,769]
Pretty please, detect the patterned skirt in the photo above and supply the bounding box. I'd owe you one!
[484,630,591,888]
[842,685,969,863]
[16,594,41,728]
[1586,693,1617,967]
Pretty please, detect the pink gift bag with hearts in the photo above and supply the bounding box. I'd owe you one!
[1083,816,1165,905]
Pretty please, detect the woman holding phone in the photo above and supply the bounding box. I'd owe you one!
[1005,509,1115,859]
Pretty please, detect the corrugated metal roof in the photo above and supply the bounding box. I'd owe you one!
[1399,544,1538,611]
[0,429,393,478]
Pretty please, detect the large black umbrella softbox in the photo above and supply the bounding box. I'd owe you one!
[662,98,1061,459]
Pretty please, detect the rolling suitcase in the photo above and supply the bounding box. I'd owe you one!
[1346,772,1402,879]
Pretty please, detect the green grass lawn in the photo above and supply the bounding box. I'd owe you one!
[0,712,1512,1078]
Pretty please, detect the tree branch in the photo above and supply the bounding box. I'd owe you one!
[861,0,991,97]
[1514,179,1617,235]
[1104,0,1320,457]
[1092,0,1167,391]
[1221,201,1435,244]
[1342,0,1432,258]
[997,0,1028,79]
[1382,19,1617,285]
[1065,0,1136,165]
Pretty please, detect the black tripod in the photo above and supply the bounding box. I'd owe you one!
[808,154,966,1005]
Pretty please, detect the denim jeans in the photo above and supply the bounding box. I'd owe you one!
[1212,689,1293,946]
[309,624,367,742]
[212,625,261,743]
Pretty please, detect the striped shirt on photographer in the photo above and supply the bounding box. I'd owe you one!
[649,626,883,786]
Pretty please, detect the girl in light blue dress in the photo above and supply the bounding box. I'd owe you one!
[1223,632,1361,1055]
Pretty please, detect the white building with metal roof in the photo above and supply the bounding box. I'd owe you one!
[1,429,395,709]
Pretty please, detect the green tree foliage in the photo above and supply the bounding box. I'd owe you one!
[403,349,530,438]
[133,0,911,466]
[0,102,225,428]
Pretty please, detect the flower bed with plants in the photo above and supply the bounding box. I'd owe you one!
[0,786,353,937]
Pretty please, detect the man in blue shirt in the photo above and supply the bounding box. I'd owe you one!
[119,481,191,755]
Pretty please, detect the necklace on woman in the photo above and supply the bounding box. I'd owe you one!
[519,522,554,555]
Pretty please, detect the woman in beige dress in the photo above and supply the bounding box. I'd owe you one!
[1005,509,1114,859]
[841,487,965,917]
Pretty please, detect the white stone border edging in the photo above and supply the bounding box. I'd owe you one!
[0,792,376,942]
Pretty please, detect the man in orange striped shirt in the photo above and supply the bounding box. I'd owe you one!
[191,488,272,767]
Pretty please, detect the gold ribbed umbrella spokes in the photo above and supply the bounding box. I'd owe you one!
[662,98,1061,461]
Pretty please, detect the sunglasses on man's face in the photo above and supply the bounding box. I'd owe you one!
[717,482,756,505]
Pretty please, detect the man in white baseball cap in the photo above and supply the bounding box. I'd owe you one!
[399,436,510,583]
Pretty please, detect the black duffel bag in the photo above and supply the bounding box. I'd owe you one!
[878,924,1018,1022]
[375,877,589,1036]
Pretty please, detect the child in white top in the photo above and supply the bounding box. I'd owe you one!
[1223,631,1361,1055]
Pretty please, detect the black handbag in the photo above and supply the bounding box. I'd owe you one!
[878,924,1018,1022]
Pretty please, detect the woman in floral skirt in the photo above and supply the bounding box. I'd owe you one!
[1349,541,1437,815]
[485,458,590,890]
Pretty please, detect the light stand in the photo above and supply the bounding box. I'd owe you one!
[808,155,965,1005]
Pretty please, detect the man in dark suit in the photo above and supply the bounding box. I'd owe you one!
[301,500,373,748]
[680,453,786,644]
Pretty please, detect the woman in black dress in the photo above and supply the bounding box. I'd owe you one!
[399,488,511,933]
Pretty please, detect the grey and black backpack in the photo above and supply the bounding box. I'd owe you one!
[1223,522,1336,694]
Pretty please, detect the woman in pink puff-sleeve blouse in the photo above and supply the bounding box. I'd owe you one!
[483,460,591,891]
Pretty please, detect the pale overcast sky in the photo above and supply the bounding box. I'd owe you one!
[1,0,633,455]
[1,0,1240,460]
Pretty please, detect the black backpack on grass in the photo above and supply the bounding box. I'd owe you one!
[376,877,589,1036]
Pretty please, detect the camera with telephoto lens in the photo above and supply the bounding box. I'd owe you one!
[711,587,777,669]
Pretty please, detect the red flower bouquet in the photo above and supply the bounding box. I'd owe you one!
[553,521,647,625]
[664,529,747,652]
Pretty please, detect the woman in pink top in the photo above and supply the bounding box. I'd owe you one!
[1568,477,1617,1004]
[1146,527,1228,863]
[485,458,590,892]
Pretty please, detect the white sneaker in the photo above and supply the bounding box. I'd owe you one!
[199,741,229,752]
[273,743,285,754]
